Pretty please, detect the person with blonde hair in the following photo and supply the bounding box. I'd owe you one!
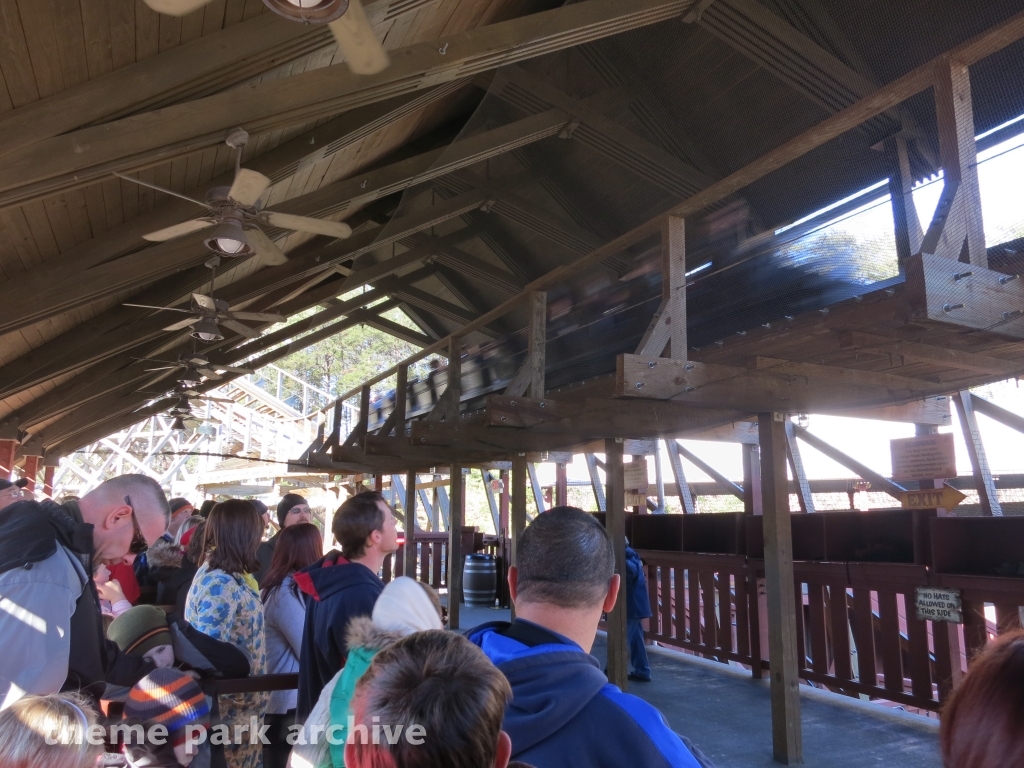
[0,691,103,768]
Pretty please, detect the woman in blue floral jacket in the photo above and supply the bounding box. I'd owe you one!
[186,500,269,768]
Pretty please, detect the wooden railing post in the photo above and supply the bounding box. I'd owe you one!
[759,412,802,765]
[605,437,629,691]
[448,464,465,630]
[403,469,418,580]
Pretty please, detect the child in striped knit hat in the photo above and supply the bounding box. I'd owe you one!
[123,667,211,768]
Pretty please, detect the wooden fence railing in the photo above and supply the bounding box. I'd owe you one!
[639,550,1024,712]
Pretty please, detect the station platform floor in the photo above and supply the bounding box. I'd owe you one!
[451,604,940,768]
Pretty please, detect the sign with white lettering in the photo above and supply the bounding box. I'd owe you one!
[915,587,962,623]
[891,433,957,481]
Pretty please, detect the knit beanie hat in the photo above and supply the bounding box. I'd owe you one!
[108,605,172,657]
[277,493,307,527]
[168,498,192,516]
[125,668,210,747]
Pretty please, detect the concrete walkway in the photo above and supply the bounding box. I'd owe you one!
[453,605,940,768]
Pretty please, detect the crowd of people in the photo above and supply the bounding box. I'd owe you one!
[0,472,1019,768]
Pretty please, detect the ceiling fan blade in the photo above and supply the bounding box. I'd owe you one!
[220,318,262,339]
[228,311,285,322]
[163,317,201,332]
[329,0,390,75]
[124,303,194,314]
[195,367,223,380]
[247,227,288,266]
[190,395,235,404]
[262,211,352,239]
[192,293,217,312]
[142,0,214,15]
[141,218,214,243]
[228,168,272,208]
[217,365,256,374]
[144,366,179,372]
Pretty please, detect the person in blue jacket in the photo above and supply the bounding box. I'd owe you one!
[467,506,713,768]
[626,538,653,682]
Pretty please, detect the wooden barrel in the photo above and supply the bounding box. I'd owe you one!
[462,553,497,607]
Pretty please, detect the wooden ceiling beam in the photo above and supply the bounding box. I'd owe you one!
[0,86,465,334]
[39,301,398,451]
[494,66,714,197]
[314,9,1024,408]
[0,0,692,206]
[16,296,403,429]
[0,0,436,160]
[0,196,478,401]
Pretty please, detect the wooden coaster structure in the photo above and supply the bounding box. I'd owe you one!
[288,19,1024,764]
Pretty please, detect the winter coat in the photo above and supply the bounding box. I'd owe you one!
[0,498,153,707]
[263,574,305,714]
[294,551,383,719]
[467,620,703,768]
[145,537,198,613]
[626,546,653,621]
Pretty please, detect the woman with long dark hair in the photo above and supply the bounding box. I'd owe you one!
[185,500,268,768]
[261,522,323,768]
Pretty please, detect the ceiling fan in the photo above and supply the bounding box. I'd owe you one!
[115,129,352,260]
[143,0,389,75]
[134,353,256,387]
[126,256,286,341]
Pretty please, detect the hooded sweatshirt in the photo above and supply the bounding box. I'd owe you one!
[289,576,443,768]
[294,550,384,719]
[467,620,702,768]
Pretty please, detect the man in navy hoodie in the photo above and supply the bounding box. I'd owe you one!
[468,506,711,768]
[295,490,399,718]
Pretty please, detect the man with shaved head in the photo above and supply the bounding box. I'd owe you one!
[0,473,170,709]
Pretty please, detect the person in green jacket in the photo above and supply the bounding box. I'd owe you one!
[290,575,444,768]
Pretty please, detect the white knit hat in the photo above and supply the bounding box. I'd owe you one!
[372,576,443,636]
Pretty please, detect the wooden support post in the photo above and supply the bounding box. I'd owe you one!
[663,215,687,358]
[884,136,924,270]
[0,439,17,481]
[742,443,762,516]
[605,438,629,692]
[674,440,744,501]
[511,455,528,621]
[528,291,547,398]
[374,474,383,492]
[499,469,510,534]
[43,465,56,499]
[759,412,802,765]
[403,469,418,580]
[448,464,465,630]
[784,421,815,513]
[954,391,1002,516]
[930,59,986,266]
[665,438,696,514]
[22,454,42,492]
[555,462,568,507]
[585,453,607,511]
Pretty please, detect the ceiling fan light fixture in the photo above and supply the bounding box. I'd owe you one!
[171,416,187,431]
[263,0,347,22]
[191,318,224,342]
[178,369,202,388]
[203,219,253,256]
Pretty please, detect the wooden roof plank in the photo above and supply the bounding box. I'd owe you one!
[16,0,64,98]
[0,0,691,206]
[80,0,115,80]
[0,1,39,108]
